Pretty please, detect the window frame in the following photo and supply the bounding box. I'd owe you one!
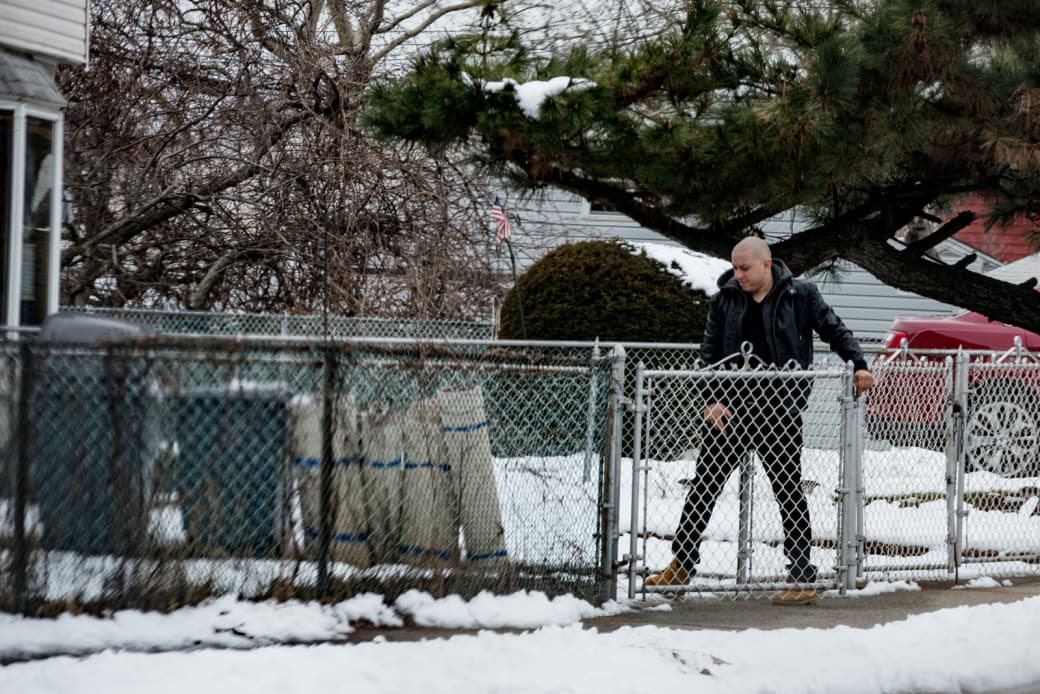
[0,100,63,327]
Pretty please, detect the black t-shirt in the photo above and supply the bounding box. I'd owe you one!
[740,295,774,367]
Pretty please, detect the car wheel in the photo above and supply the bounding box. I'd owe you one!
[965,382,1040,477]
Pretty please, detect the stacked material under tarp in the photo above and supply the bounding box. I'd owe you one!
[359,405,404,562]
[289,386,507,569]
[289,396,370,566]
[397,397,457,563]
[438,387,508,566]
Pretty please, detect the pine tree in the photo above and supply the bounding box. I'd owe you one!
[367,0,1040,333]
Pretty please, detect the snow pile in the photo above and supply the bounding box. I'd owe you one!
[629,241,730,295]
[0,590,627,662]
[3,593,1040,694]
[473,74,596,118]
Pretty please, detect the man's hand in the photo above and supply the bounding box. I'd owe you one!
[854,369,874,397]
[703,402,733,432]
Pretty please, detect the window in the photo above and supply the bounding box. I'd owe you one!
[0,111,10,319]
[0,50,65,328]
[587,200,624,216]
[22,117,54,326]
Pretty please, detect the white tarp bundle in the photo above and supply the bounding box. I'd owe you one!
[289,396,369,567]
[438,388,507,565]
[289,387,507,569]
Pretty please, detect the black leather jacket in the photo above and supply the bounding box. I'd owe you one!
[700,260,868,412]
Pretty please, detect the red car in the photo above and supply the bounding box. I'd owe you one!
[866,310,1040,477]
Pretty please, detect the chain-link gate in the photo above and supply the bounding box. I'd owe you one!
[865,340,1040,582]
[622,346,861,599]
[861,349,957,578]
[958,344,1040,573]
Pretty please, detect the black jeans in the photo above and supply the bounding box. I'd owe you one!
[671,408,813,578]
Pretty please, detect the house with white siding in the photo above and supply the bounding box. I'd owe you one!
[0,0,88,328]
[493,187,1006,342]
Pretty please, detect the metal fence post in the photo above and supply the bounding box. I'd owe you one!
[317,344,338,598]
[627,362,646,599]
[584,342,601,483]
[855,388,866,584]
[736,452,754,585]
[950,350,969,576]
[838,363,859,592]
[12,341,33,614]
[599,345,626,603]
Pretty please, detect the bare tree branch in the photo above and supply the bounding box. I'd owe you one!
[59,0,506,319]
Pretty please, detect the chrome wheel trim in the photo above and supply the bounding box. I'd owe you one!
[966,401,1038,477]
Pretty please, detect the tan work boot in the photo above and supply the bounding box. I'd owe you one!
[770,588,818,606]
[645,559,691,587]
[771,575,818,606]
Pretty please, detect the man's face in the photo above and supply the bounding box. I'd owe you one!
[731,249,772,295]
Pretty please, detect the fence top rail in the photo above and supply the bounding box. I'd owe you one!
[24,331,610,351]
[642,366,849,380]
[12,327,702,352]
[6,317,1037,361]
[61,305,495,327]
[18,334,624,372]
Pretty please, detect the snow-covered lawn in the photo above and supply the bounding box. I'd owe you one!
[2,584,1040,694]
[1,439,1039,693]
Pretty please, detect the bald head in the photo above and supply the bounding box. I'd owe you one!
[730,237,774,301]
[732,236,771,260]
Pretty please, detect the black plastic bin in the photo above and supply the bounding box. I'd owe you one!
[32,313,157,555]
[174,386,289,557]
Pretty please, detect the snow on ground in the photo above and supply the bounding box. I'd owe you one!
[2,428,1039,692]
[2,585,1040,694]
[0,590,628,662]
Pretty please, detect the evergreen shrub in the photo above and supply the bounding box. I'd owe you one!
[498,240,709,342]
[497,240,712,460]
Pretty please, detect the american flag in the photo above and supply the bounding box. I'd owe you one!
[491,196,512,245]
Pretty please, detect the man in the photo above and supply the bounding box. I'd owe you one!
[646,237,873,605]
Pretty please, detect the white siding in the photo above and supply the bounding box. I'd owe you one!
[0,0,88,65]
[807,262,956,342]
[497,188,958,342]
[493,188,672,273]
[987,253,1040,285]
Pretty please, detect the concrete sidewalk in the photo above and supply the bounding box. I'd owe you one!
[346,576,1040,648]
[587,576,1040,633]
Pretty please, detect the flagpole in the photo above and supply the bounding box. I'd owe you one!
[504,235,527,340]
[491,195,526,339]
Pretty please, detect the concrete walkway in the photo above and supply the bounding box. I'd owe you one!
[588,576,1040,633]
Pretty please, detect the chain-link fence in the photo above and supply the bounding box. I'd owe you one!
[955,348,1040,576]
[0,327,620,614]
[4,312,1040,614]
[60,306,496,341]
